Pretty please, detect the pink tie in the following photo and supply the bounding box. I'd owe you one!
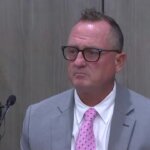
[75,108,97,150]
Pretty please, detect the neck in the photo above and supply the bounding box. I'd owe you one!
[76,83,114,106]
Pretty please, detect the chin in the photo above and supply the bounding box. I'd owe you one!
[69,75,90,87]
[72,80,91,89]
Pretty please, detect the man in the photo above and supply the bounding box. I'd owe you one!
[21,9,150,150]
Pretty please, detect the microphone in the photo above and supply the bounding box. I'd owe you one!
[0,95,16,126]
[6,95,16,107]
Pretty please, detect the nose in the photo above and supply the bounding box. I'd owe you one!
[73,52,86,66]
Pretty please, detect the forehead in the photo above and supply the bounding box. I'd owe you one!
[68,21,111,47]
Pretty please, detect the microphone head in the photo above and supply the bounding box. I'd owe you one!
[6,95,16,107]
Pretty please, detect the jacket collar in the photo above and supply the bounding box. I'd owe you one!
[51,89,74,150]
[108,83,135,150]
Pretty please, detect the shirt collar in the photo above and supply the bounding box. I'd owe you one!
[74,82,116,124]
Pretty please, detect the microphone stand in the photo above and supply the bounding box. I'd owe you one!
[0,103,4,127]
[0,103,5,141]
[0,96,16,141]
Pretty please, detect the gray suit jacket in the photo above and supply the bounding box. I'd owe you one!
[20,84,150,150]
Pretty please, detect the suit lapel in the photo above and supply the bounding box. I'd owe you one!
[108,84,136,150]
[48,85,136,150]
[51,90,74,150]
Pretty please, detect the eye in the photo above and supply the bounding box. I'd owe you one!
[85,48,99,56]
[66,47,77,55]
[68,47,76,53]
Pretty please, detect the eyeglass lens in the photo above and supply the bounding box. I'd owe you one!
[63,46,100,62]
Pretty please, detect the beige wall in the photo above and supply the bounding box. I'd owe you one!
[106,0,150,97]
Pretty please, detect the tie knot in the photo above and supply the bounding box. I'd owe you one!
[84,108,97,121]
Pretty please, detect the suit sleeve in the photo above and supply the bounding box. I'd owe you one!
[20,106,32,150]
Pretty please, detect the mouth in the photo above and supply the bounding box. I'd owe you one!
[73,72,87,78]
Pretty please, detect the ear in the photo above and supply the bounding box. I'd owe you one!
[115,52,126,73]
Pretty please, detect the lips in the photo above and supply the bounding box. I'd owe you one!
[73,72,87,77]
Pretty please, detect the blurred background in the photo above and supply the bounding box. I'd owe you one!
[0,0,150,149]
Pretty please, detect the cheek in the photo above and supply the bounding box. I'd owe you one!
[93,60,116,77]
[67,63,74,75]
[104,62,116,77]
[87,64,102,79]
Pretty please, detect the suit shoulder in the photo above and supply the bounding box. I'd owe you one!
[27,89,74,115]
[128,89,150,110]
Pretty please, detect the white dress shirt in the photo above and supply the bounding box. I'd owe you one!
[71,83,116,150]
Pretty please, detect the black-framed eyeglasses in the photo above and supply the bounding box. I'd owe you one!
[62,46,121,62]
